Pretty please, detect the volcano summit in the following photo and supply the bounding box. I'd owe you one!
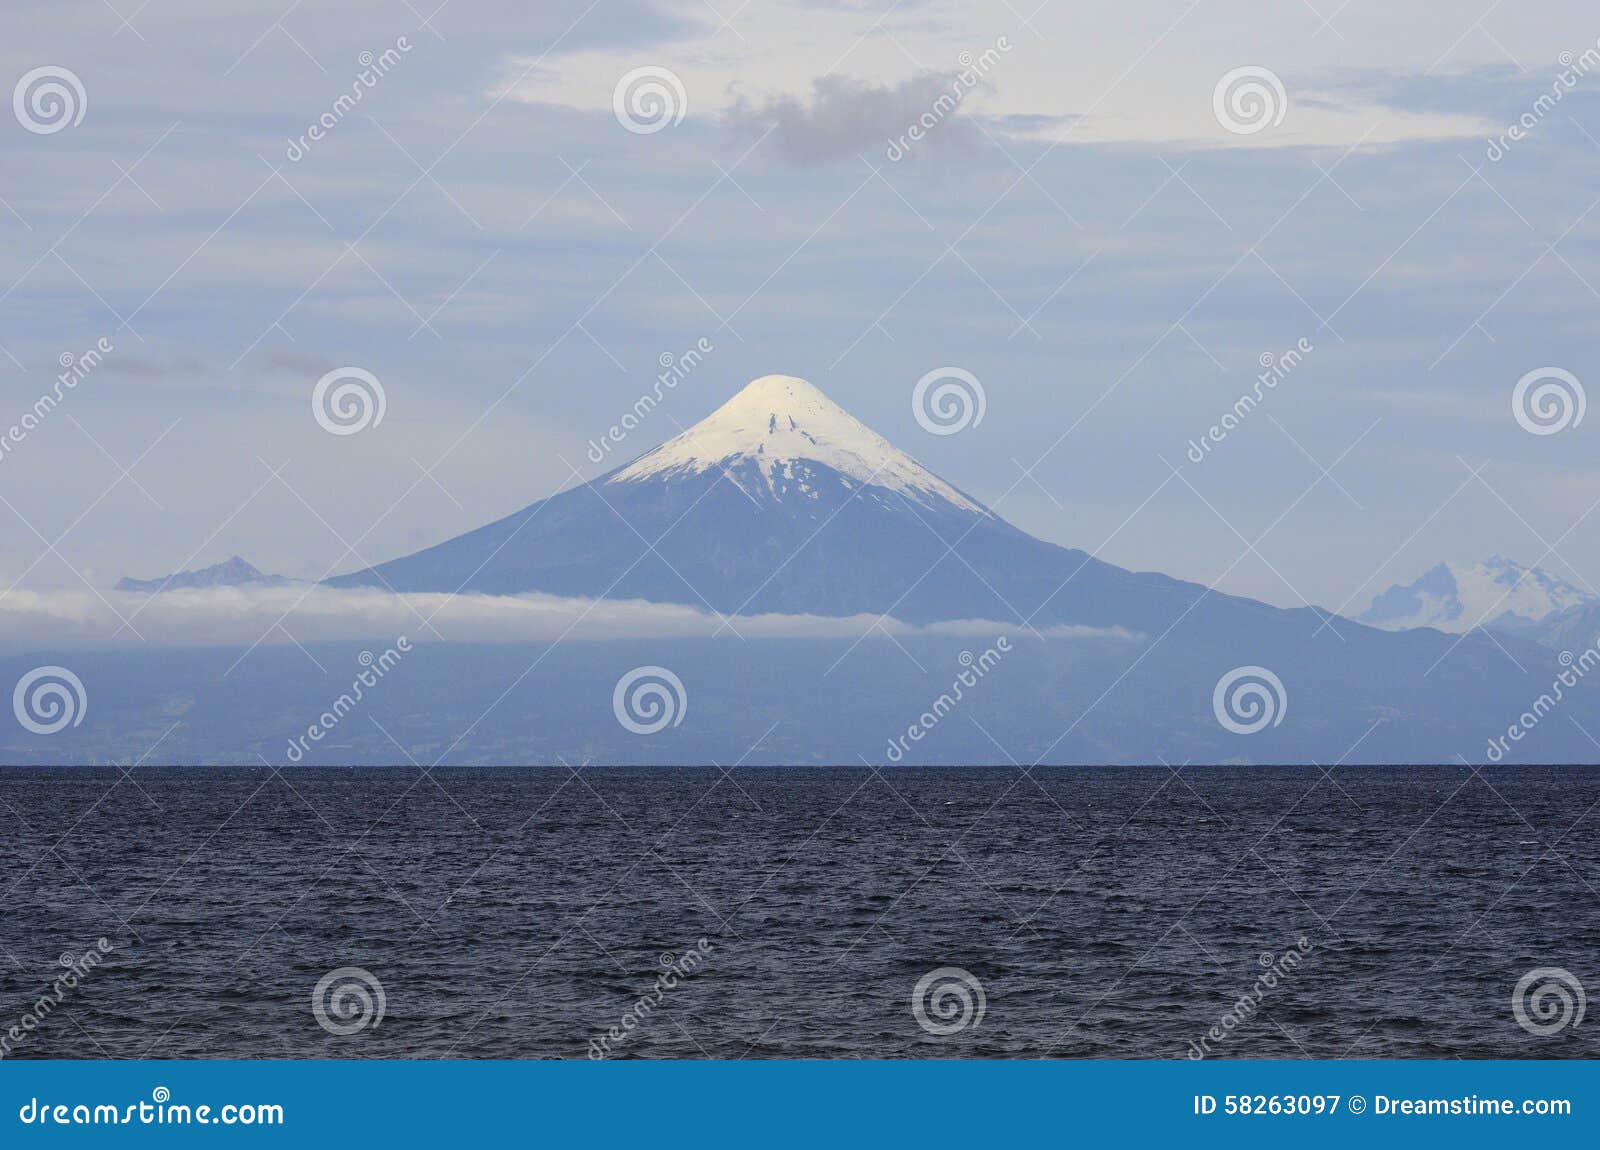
[327,374,1290,636]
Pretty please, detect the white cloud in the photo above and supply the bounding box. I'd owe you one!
[0,585,1143,649]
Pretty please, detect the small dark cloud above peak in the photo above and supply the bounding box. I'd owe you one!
[723,72,984,167]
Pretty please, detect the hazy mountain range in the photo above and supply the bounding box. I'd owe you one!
[12,376,1600,766]
[115,555,292,594]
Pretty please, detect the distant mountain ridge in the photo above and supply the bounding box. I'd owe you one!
[116,555,291,594]
[1360,556,1595,635]
[1498,597,1600,651]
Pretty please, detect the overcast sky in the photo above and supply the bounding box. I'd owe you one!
[2,0,1599,618]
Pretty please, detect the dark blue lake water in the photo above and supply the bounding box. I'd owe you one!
[1,766,1595,1059]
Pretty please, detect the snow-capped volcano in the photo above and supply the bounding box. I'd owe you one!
[611,375,985,514]
[1359,556,1595,633]
[328,374,1277,634]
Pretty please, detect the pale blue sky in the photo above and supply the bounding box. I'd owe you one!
[2,0,1599,618]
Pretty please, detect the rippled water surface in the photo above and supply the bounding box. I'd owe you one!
[1,766,1596,1059]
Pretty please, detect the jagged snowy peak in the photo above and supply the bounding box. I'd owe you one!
[1359,556,1595,633]
[609,375,987,515]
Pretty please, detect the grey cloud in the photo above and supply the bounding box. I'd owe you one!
[723,73,984,166]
